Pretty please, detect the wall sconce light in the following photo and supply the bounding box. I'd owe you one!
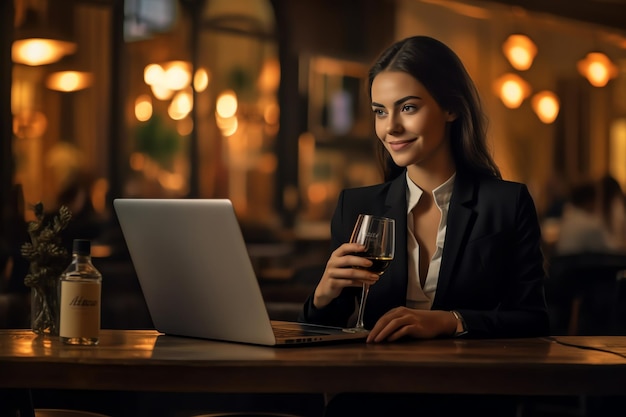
[493,73,531,109]
[531,91,560,124]
[502,34,537,71]
[46,71,93,92]
[577,52,618,87]
[12,8,77,66]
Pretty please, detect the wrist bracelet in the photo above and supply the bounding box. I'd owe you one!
[451,310,468,337]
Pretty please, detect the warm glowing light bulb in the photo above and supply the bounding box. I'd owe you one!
[135,94,153,121]
[589,63,608,83]
[163,61,191,91]
[151,83,174,101]
[194,68,210,92]
[531,91,560,124]
[168,90,193,120]
[577,52,618,87]
[502,34,537,71]
[12,38,76,66]
[19,40,53,62]
[218,116,238,136]
[503,81,523,103]
[62,72,80,90]
[144,64,164,86]
[216,90,238,118]
[510,47,530,66]
[493,73,531,109]
[46,71,93,92]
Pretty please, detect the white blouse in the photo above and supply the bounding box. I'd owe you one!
[405,172,455,310]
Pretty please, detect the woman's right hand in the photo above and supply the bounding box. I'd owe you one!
[313,243,381,309]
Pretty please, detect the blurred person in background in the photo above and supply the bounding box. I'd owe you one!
[555,176,626,256]
[538,173,569,259]
[46,142,104,251]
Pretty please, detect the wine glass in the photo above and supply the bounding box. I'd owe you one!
[344,214,395,333]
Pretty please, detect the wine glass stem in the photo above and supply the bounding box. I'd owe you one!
[355,283,370,329]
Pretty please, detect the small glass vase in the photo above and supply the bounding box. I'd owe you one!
[31,281,60,336]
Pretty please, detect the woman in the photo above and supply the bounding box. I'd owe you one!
[299,35,550,343]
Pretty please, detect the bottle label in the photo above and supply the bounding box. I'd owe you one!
[59,281,101,338]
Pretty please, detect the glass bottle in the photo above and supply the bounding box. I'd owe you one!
[59,239,102,345]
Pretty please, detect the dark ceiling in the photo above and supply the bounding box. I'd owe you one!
[484,0,626,32]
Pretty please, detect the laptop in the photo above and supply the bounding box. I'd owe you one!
[113,198,367,346]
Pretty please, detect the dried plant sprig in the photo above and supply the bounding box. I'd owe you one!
[21,203,72,288]
[21,202,72,334]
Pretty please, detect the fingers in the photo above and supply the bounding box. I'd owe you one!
[328,265,379,285]
[326,243,380,285]
[368,322,411,343]
[366,308,447,343]
[313,243,380,308]
[328,243,370,268]
[367,307,413,343]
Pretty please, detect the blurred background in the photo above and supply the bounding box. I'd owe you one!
[2,0,626,335]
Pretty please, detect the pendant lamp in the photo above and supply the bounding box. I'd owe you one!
[502,34,537,71]
[493,73,531,109]
[46,71,93,92]
[577,52,618,87]
[531,91,560,124]
[12,8,77,66]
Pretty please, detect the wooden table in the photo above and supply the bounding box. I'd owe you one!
[2,329,626,396]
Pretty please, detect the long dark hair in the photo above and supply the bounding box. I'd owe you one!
[368,36,501,181]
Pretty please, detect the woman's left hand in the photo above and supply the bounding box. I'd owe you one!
[366,307,457,343]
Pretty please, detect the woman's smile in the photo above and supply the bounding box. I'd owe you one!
[387,137,417,152]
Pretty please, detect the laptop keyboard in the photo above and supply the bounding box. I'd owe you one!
[272,326,329,337]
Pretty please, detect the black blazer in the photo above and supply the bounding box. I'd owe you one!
[300,170,550,338]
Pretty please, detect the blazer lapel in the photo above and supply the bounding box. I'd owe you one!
[433,174,478,307]
[372,173,409,310]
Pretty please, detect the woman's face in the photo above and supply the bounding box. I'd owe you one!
[371,70,456,172]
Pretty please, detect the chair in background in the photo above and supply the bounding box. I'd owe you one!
[546,253,626,335]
